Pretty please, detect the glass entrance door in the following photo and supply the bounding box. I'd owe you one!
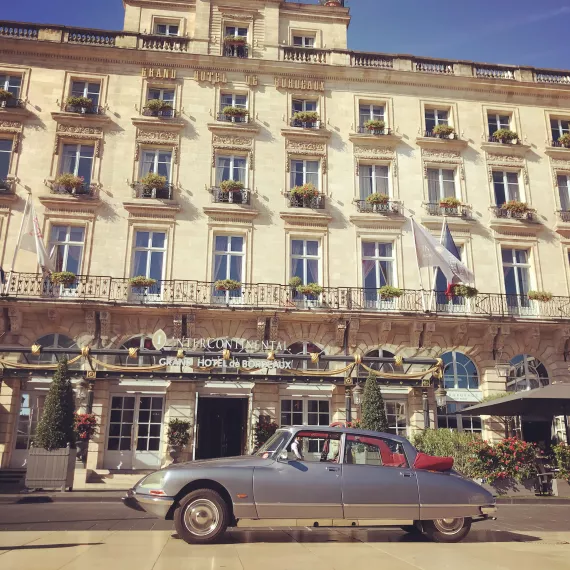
[10,393,45,468]
[105,394,164,470]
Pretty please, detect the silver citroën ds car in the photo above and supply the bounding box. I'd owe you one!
[123,426,496,544]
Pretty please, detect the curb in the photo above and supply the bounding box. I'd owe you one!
[0,492,127,505]
[495,497,570,505]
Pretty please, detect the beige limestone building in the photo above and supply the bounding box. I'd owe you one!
[1,0,570,481]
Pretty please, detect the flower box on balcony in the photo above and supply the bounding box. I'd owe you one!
[296,283,323,297]
[366,193,390,205]
[222,106,248,119]
[0,89,14,103]
[558,134,570,148]
[439,197,462,209]
[65,96,94,113]
[527,290,553,302]
[291,183,319,200]
[502,200,530,215]
[450,284,478,298]
[292,111,319,125]
[145,99,173,116]
[364,119,385,134]
[54,173,85,194]
[224,35,247,45]
[289,276,302,289]
[492,129,519,144]
[141,172,167,192]
[129,276,156,288]
[432,124,456,139]
[377,285,403,300]
[215,279,241,291]
[50,272,77,287]
[219,179,245,193]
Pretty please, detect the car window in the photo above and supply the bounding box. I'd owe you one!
[344,434,408,468]
[255,430,291,457]
[285,431,341,462]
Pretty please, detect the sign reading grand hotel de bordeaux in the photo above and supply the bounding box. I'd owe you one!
[151,330,292,371]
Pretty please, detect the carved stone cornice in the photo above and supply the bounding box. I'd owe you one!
[207,121,259,137]
[55,124,103,157]
[211,134,254,168]
[123,199,180,218]
[0,120,23,153]
[285,139,327,173]
[349,132,402,148]
[485,152,528,183]
[349,213,406,229]
[135,129,180,163]
[51,110,111,127]
[545,145,570,159]
[415,136,468,150]
[131,115,185,132]
[481,140,531,157]
[203,204,259,224]
[281,126,331,143]
[422,148,465,179]
[38,190,102,212]
[280,209,332,228]
[348,319,360,348]
[354,144,395,161]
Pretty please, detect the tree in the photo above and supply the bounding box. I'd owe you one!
[33,358,76,451]
[360,375,389,433]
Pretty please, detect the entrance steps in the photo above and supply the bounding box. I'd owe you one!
[73,469,154,490]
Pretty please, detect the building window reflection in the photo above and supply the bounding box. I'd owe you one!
[507,354,549,392]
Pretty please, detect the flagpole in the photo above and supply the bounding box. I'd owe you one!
[4,193,31,294]
[428,216,446,310]
[410,217,427,312]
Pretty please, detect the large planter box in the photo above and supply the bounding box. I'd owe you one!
[25,447,76,491]
[477,477,536,497]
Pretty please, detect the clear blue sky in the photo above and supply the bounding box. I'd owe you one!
[3,0,570,71]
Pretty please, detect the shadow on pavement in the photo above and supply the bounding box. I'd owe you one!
[0,543,103,551]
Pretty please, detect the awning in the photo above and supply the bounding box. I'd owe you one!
[461,383,570,417]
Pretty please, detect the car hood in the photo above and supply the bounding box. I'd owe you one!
[165,455,273,470]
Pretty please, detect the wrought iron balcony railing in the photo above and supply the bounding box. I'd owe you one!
[0,97,25,109]
[287,192,325,209]
[487,135,521,144]
[492,206,536,221]
[290,117,324,129]
[142,106,176,118]
[50,183,95,196]
[0,177,14,192]
[423,129,458,140]
[3,274,570,320]
[357,126,392,135]
[425,202,472,218]
[64,103,105,115]
[132,182,175,200]
[558,210,570,223]
[217,111,250,123]
[223,43,249,58]
[211,186,251,205]
[355,200,401,214]
[551,140,570,148]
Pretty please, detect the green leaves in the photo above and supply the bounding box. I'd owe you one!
[360,375,389,434]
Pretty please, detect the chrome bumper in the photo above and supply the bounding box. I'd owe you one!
[122,488,174,519]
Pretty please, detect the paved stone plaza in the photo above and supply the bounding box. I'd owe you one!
[0,503,570,569]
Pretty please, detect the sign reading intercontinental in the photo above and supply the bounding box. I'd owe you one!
[151,330,286,352]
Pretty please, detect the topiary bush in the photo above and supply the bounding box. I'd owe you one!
[167,418,191,448]
[360,375,389,433]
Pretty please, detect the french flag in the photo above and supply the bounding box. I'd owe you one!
[435,221,462,299]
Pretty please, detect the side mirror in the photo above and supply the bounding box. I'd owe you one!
[278,450,289,462]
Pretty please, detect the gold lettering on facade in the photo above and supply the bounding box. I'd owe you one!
[142,68,177,79]
[275,76,325,92]
[193,70,228,84]
[246,75,258,86]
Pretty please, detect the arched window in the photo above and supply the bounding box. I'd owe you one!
[28,334,78,367]
[507,355,549,392]
[360,349,403,376]
[441,351,479,390]
[285,341,327,371]
[118,336,156,366]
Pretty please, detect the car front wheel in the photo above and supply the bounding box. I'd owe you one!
[423,517,472,543]
[174,489,230,545]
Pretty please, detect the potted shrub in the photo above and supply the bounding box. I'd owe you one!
[145,98,173,115]
[366,193,389,205]
[222,106,248,119]
[364,119,385,133]
[166,418,191,464]
[141,172,167,194]
[377,285,403,300]
[439,196,462,209]
[50,271,77,287]
[253,416,279,452]
[215,279,241,291]
[450,284,478,298]
[527,290,553,302]
[558,134,570,148]
[493,129,519,144]
[129,275,157,289]
[291,183,319,200]
[432,124,455,138]
[25,359,76,491]
[66,96,93,113]
[219,179,244,193]
[293,111,319,125]
[289,276,302,289]
[54,173,85,194]
[502,200,530,216]
[0,88,14,103]
[73,412,97,463]
[296,282,323,297]
[224,35,247,45]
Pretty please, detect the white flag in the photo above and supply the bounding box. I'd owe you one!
[411,218,474,284]
[18,199,54,274]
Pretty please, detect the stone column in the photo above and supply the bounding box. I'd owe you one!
[0,378,20,469]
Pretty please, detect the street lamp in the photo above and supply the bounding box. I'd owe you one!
[352,382,363,406]
[435,385,448,408]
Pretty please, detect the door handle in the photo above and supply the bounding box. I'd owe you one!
[400,472,413,478]
[326,466,340,472]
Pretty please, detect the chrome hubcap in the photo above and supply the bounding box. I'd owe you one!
[184,499,219,536]
[433,517,464,535]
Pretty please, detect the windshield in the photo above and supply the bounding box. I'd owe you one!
[255,429,291,457]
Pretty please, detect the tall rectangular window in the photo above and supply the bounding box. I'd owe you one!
[70,81,101,107]
[140,149,172,182]
[359,164,389,198]
[502,248,531,297]
[362,242,394,290]
[385,401,407,436]
[359,104,384,127]
[49,226,85,275]
[213,235,244,283]
[280,399,303,426]
[155,23,179,36]
[551,118,570,142]
[290,159,319,189]
[292,99,317,113]
[493,171,520,205]
[220,93,247,109]
[61,144,94,186]
[488,113,511,135]
[0,139,12,181]
[293,35,315,48]
[558,174,570,211]
[0,74,22,98]
[280,399,329,427]
[425,109,449,132]
[147,88,175,105]
[427,168,456,203]
[225,26,247,38]
[216,155,247,186]
[132,231,166,283]
[291,239,320,285]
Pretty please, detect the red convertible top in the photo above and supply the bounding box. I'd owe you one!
[413,452,454,472]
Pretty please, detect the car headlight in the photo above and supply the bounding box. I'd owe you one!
[137,471,168,490]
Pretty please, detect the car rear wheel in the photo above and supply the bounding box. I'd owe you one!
[174,489,230,545]
[423,517,471,543]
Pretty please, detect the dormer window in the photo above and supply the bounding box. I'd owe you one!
[155,23,179,36]
[224,25,249,58]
